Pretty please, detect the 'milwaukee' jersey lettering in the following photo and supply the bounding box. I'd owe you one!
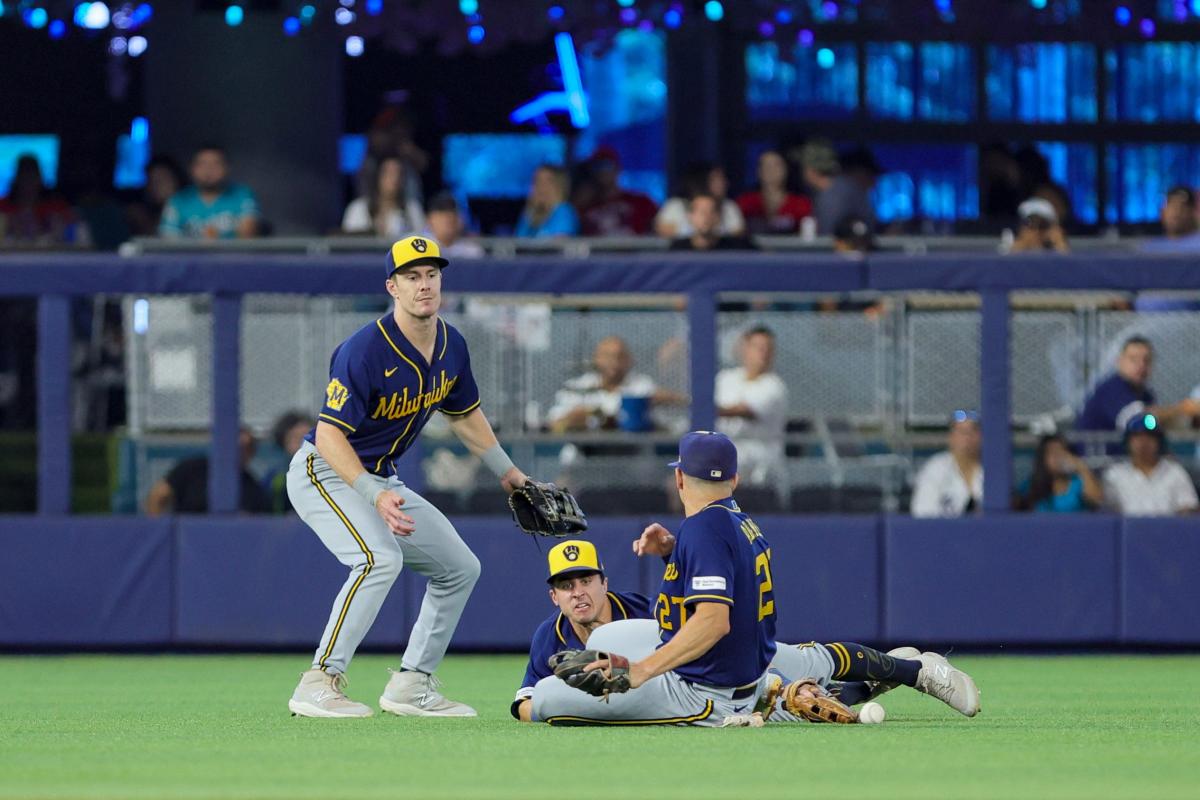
[654,497,777,687]
[304,314,481,475]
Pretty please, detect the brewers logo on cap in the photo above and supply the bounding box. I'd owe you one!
[387,235,449,275]
[546,540,603,584]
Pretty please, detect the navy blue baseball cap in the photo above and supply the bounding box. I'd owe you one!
[668,431,738,481]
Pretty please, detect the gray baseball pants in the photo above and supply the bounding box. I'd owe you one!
[286,441,481,676]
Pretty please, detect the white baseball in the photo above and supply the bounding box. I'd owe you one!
[858,702,886,724]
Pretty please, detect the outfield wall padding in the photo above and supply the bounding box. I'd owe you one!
[0,515,1197,649]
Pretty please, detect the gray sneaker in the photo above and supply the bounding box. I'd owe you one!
[914,651,981,717]
[379,669,477,717]
[860,645,922,703]
[289,669,373,718]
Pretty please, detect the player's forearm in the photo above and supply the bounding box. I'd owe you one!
[313,421,368,486]
[630,603,729,686]
[445,407,500,455]
[717,403,756,419]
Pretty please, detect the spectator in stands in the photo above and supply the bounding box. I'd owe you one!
[1078,336,1200,451]
[342,154,424,238]
[264,411,315,514]
[1016,433,1104,512]
[736,149,812,235]
[979,143,1023,224]
[1159,185,1199,239]
[655,162,744,238]
[832,215,876,254]
[1103,414,1199,515]
[358,103,427,206]
[1007,198,1070,254]
[126,155,185,237]
[547,336,662,432]
[716,326,788,489]
[911,410,983,518]
[577,146,658,237]
[805,144,880,236]
[668,194,754,252]
[424,192,483,258]
[145,428,271,514]
[158,145,259,239]
[515,164,579,238]
[0,154,85,246]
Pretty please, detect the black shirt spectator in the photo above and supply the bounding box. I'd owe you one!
[668,194,754,252]
[159,456,271,514]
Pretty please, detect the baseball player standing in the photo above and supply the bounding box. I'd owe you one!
[286,235,528,718]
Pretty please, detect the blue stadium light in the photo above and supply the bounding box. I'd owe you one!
[345,35,364,56]
[1193,0,1200,18]
[458,0,478,15]
[1029,0,1047,8]
[48,19,66,38]
[775,8,793,24]
[224,5,244,27]
[1140,17,1155,37]
[821,1,838,19]
[758,21,775,36]
[467,24,485,44]
[817,47,835,68]
[133,299,149,335]
[283,16,300,35]
[128,3,152,28]
[664,8,681,27]
[80,2,110,29]
[128,34,147,56]
[617,0,635,7]
[704,1,723,22]
[108,35,127,55]
[74,3,90,27]
[548,5,564,21]
[619,7,636,23]
[798,28,814,46]
[935,0,952,10]
[1114,6,1131,25]
[1144,414,1158,431]
[0,2,6,19]
[27,8,49,29]
[555,32,590,128]
[300,4,316,22]
[335,7,354,24]
[365,0,383,15]
[131,116,149,142]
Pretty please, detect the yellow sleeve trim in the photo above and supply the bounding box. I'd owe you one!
[440,398,481,416]
[684,594,734,606]
[318,413,357,433]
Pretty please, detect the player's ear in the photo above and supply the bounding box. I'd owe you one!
[731,474,740,492]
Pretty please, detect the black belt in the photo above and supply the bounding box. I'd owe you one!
[731,684,757,700]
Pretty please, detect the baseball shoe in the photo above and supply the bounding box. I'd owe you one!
[913,651,981,717]
[379,669,477,717]
[859,645,922,704]
[754,673,785,721]
[288,669,373,718]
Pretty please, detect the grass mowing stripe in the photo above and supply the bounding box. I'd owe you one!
[0,655,1197,799]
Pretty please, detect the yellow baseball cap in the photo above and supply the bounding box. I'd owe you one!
[386,235,449,276]
[546,540,604,584]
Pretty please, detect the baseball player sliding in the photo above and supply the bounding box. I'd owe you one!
[286,235,528,718]
[523,431,980,726]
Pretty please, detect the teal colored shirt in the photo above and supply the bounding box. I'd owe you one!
[515,202,579,238]
[1020,474,1088,512]
[159,184,259,239]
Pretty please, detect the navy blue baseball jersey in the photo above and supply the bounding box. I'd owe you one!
[512,591,651,710]
[654,497,777,687]
[1078,373,1155,454]
[305,314,480,475]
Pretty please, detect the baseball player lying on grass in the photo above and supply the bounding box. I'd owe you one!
[512,432,980,726]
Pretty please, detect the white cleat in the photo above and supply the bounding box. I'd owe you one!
[914,651,981,717]
[860,646,922,703]
[379,669,477,717]
[289,669,373,718]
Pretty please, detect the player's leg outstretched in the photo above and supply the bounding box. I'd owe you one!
[825,642,980,717]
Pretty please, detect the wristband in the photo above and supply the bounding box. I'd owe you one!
[352,473,386,508]
[481,443,516,478]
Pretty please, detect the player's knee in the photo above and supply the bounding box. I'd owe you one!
[370,548,404,580]
[459,551,481,586]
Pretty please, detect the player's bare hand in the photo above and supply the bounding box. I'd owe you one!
[500,467,528,495]
[633,523,675,557]
[375,491,415,535]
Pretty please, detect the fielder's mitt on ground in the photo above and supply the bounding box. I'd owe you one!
[549,649,631,698]
[782,678,859,724]
[509,480,587,537]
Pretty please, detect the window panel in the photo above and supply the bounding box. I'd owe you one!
[746,42,859,119]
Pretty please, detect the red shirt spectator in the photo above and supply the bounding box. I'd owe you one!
[736,150,813,235]
[0,154,82,245]
[578,146,658,236]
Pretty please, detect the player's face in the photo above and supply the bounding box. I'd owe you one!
[549,572,608,625]
[1117,343,1152,386]
[389,265,442,320]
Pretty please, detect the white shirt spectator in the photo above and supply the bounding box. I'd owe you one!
[547,372,657,428]
[715,367,787,486]
[911,452,984,518]
[341,197,426,238]
[655,197,745,238]
[1102,459,1199,516]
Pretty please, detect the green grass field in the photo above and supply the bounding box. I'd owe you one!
[2,654,1198,799]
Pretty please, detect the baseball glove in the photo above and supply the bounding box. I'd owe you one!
[508,480,587,537]
[549,649,631,698]
[781,678,859,724]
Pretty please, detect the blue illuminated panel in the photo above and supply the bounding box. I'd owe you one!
[988,43,1097,122]
[1106,43,1200,122]
[918,42,974,121]
[746,42,859,119]
[871,144,977,222]
[442,134,567,198]
[0,135,59,195]
[1105,144,1200,223]
[866,42,914,119]
[1034,142,1098,224]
